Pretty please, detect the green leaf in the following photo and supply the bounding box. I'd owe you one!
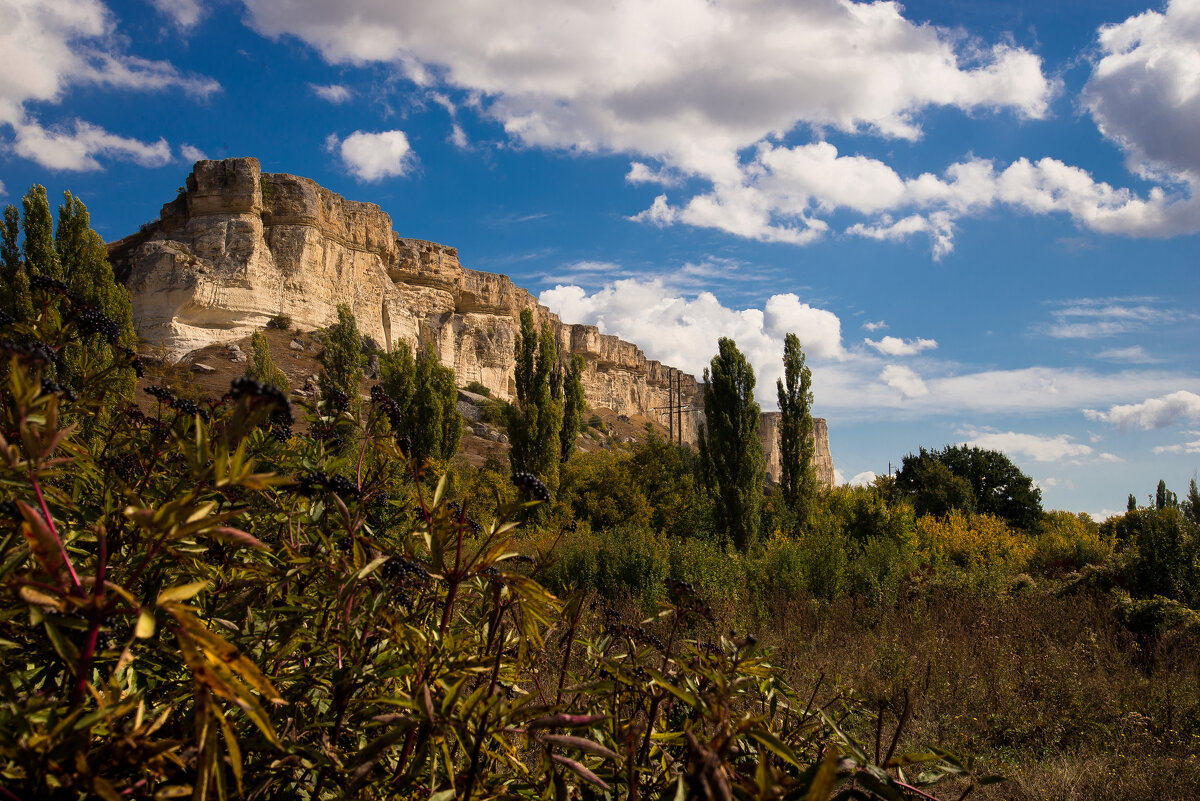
[157,581,209,604]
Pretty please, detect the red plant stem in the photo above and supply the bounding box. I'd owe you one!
[894,779,947,801]
[72,529,108,705]
[30,472,83,593]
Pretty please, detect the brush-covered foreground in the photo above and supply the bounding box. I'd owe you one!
[1,286,986,801]
[3,280,1199,799]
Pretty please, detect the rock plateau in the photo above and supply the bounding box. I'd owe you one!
[108,157,833,487]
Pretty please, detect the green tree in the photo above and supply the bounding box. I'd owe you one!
[318,303,365,407]
[1155,479,1177,510]
[22,185,60,279]
[1184,479,1200,526]
[776,332,816,523]
[376,341,461,464]
[247,330,289,391]
[506,308,562,491]
[2,189,136,436]
[699,337,764,550]
[1127,493,1138,513]
[1,205,33,324]
[894,449,977,519]
[896,444,1042,530]
[379,341,416,413]
[411,344,461,463]
[560,354,586,463]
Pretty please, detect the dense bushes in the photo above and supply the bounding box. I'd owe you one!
[1,298,984,799]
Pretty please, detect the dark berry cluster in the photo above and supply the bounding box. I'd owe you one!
[396,435,411,456]
[0,500,19,522]
[144,385,176,404]
[512,472,551,503]
[143,385,210,420]
[370,384,404,427]
[99,452,141,478]
[293,471,360,499]
[604,621,666,651]
[30,275,82,305]
[378,555,428,610]
[75,307,122,345]
[40,377,77,402]
[325,388,349,412]
[0,310,14,327]
[0,339,56,366]
[664,577,714,622]
[446,501,483,535]
[228,377,294,439]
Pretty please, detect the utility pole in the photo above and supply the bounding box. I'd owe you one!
[676,370,683,446]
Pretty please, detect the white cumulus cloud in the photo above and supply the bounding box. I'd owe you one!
[879,365,929,399]
[1084,390,1200,430]
[328,130,416,181]
[0,0,218,170]
[14,119,171,171]
[847,471,877,487]
[540,278,845,405]
[1083,0,1200,181]
[865,336,938,356]
[240,0,1200,255]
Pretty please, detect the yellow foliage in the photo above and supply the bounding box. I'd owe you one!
[913,510,1032,573]
[1030,510,1114,574]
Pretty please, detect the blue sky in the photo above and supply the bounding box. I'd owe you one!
[2,0,1198,517]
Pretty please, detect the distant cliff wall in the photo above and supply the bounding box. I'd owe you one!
[109,156,833,481]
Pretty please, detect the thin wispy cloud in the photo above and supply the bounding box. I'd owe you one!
[1041,296,1184,339]
[310,83,353,104]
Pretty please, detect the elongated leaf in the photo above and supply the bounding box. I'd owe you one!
[527,714,608,730]
[209,527,268,551]
[168,604,284,703]
[18,500,68,587]
[538,734,620,761]
[550,753,611,791]
[749,729,803,769]
[157,581,209,604]
[806,746,840,801]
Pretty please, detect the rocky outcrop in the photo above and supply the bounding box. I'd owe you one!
[109,157,833,480]
[759,414,836,490]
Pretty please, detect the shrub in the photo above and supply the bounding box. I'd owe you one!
[913,510,1032,575]
[465,380,491,397]
[247,329,289,391]
[265,312,292,330]
[1030,510,1113,576]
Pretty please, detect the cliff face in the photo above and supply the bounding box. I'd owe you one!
[110,157,832,483]
[759,414,836,491]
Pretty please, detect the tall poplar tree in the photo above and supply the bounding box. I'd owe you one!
[507,308,562,490]
[699,337,764,550]
[777,332,816,523]
[248,330,289,390]
[2,188,136,436]
[559,354,586,462]
[377,341,461,463]
[319,304,365,408]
